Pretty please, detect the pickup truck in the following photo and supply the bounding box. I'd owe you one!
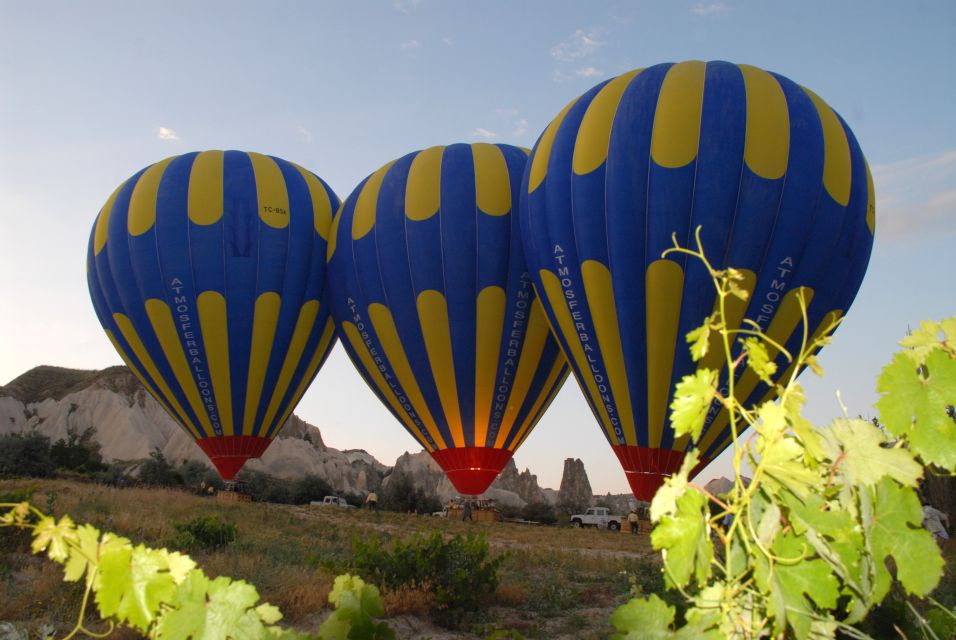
[570,507,622,531]
[310,495,354,507]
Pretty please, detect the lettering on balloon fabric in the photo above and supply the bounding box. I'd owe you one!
[552,245,624,444]
[487,271,533,443]
[755,256,795,327]
[168,277,223,436]
[345,297,436,449]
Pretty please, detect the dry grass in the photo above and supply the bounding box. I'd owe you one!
[1,478,658,637]
[381,586,433,617]
[494,581,530,606]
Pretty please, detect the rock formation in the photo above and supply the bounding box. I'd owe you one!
[491,459,548,504]
[0,366,386,496]
[556,458,594,512]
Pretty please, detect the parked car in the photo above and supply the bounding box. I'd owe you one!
[570,507,622,530]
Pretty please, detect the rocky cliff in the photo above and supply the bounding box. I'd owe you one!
[1,365,597,506]
[0,366,385,496]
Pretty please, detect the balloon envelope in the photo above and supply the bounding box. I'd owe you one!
[327,143,569,495]
[521,61,875,500]
[87,150,340,479]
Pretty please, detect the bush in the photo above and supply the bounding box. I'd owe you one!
[353,531,505,627]
[291,474,334,504]
[50,427,105,473]
[138,449,182,486]
[379,472,441,514]
[168,515,237,552]
[521,502,559,525]
[0,433,54,478]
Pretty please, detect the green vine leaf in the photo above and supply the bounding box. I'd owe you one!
[743,337,777,385]
[63,523,100,583]
[651,487,713,589]
[755,436,819,500]
[686,315,716,362]
[31,514,77,562]
[669,369,718,442]
[868,477,943,600]
[649,451,698,522]
[610,593,721,639]
[876,349,956,470]
[821,418,923,487]
[755,532,840,640]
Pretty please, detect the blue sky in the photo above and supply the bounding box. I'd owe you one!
[1,1,954,493]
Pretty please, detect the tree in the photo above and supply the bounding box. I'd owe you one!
[138,449,181,486]
[0,432,54,477]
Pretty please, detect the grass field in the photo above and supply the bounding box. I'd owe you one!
[0,479,662,639]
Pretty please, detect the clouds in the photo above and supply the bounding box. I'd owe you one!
[470,108,531,142]
[872,149,956,241]
[156,126,179,141]
[692,2,728,15]
[400,38,419,50]
[550,29,605,83]
[550,28,604,61]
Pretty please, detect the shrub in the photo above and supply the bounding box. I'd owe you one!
[138,449,182,486]
[353,531,505,626]
[50,427,105,473]
[0,433,54,478]
[168,515,237,552]
[521,502,558,525]
[379,472,441,514]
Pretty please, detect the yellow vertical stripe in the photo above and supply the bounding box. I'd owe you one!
[327,205,344,261]
[143,299,220,437]
[646,260,685,448]
[865,160,876,235]
[581,260,636,446]
[494,300,551,449]
[242,292,282,433]
[104,328,186,434]
[93,181,127,255]
[260,300,320,435]
[528,97,580,193]
[197,291,234,436]
[697,269,758,373]
[416,290,464,447]
[539,270,617,442]
[369,303,446,448]
[697,286,815,453]
[650,61,707,168]
[128,157,175,236]
[352,161,396,240]
[509,358,569,451]
[269,318,336,439]
[472,144,511,216]
[740,64,789,180]
[112,314,200,438]
[573,69,642,175]
[474,286,506,445]
[406,146,444,221]
[803,88,852,206]
[248,152,291,229]
[188,151,225,226]
[291,163,335,239]
[341,321,435,452]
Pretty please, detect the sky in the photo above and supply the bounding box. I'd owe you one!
[1,1,954,494]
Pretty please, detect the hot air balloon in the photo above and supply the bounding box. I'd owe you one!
[326,143,569,496]
[521,61,875,501]
[87,150,340,479]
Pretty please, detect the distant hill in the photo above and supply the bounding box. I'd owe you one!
[1,365,605,508]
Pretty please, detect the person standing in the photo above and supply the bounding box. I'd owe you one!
[365,491,378,510]
[923,503,950,542]
[462,500,473,521]
[628,509,639,535]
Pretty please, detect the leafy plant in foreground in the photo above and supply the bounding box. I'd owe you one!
[0,501,393,640]
[610,229,955,639]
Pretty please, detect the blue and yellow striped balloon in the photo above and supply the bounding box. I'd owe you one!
[521,61,875,501]
[87,151,340,479]
[327,143,569,495]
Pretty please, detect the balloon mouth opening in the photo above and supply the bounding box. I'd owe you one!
[612,446,710,502]
[196,436,272,480]
[429,447,514,496]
